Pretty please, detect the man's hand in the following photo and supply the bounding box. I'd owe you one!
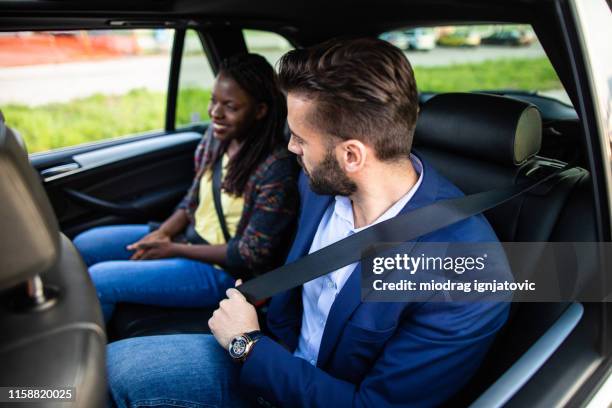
[131,240,177,260]
[209,280,260,349]
[127,230,171,260]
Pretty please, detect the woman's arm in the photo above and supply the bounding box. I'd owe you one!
[158,208,190,237]
[225,155,300,274]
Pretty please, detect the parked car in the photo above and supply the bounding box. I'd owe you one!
[0,0,610,407]
[379,31,410,50]
[404,28,436,51]
[437,29,482,47]
[482,29,537,46]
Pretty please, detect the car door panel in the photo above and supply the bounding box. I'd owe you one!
[37,130,202,237]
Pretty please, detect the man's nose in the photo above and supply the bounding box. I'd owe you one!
[287,135,301,154]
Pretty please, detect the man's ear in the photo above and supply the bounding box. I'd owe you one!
[255,103,268,120]
[338,139,367,174]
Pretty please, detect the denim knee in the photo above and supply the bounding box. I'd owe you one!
[89,262,113,295]
[89,262,118,322]
[73,229,98,266]
[107,335,248,408]
[73,225,149,266]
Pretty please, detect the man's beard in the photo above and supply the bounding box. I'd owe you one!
[298,150,357,196]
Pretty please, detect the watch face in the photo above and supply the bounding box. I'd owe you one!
[229,336,248,359]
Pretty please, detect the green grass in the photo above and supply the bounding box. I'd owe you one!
[176,88,211,125]
[2,88,212,153]
[414,57,562,92]
[1,58,562,153]
[2,88,167,153]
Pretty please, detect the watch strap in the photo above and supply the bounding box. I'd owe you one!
[241,330,263,362]
[245,330,263,342]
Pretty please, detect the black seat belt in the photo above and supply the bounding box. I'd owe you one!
[212,156,232,243]
[238,162,573,303]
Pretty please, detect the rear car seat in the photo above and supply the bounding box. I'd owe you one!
[411,93,597,406]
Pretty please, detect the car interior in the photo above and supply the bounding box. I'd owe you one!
[0,0,610,407]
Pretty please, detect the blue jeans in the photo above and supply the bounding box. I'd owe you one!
[73,225,235,322]
[107,334,249,408]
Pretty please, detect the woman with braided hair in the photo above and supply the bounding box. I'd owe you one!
[74,54,299,322]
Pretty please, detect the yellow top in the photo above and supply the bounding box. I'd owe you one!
[194,154,245,245]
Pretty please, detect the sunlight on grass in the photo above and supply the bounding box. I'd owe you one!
[414,58,562,92]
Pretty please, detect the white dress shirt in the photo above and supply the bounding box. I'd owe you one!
[294,154,424,366]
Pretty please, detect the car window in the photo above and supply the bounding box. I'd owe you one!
[379,24,572,106]
[243,29,293,69]
[174,29,292,129]
[0,29,175,153]
[175,29,215,128]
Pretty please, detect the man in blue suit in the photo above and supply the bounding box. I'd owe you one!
[107,38,509,407]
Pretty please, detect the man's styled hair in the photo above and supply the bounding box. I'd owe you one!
[278,37,419,161]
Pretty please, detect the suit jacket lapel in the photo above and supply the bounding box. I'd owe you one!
[267,188,333,333]
[286,189,333,264]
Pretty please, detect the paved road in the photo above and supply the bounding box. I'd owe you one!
[0,55,213,106]
[0,44,548,106]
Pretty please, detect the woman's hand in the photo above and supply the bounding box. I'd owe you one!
[127,230,171,260]
[132,240,179,260]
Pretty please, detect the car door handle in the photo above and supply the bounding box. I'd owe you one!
[40,163,80,178]
[63,188,145,218]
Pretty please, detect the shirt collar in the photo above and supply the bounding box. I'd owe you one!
[333,153,424,232]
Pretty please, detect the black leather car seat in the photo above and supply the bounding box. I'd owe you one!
[412,93,597,406]
[415,93,592,284]
[414,93,588,242]
[0,113,107,407]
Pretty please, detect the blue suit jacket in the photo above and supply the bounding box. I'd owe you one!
[240,154,510,407]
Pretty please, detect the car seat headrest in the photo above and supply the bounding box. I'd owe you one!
[414,93,542,166]
[0,110,27,153]
[0,113,59,290]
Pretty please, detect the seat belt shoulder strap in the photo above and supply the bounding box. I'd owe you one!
[238,161,574,303]
[212,156,232,243]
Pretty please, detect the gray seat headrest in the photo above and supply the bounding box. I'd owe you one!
[0,114,59,290]
[0,110,27,153]
[414,93,542,166]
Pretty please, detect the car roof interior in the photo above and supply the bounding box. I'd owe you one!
[0,1,610,407]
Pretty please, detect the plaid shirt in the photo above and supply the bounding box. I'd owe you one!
[177,128,300,277]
